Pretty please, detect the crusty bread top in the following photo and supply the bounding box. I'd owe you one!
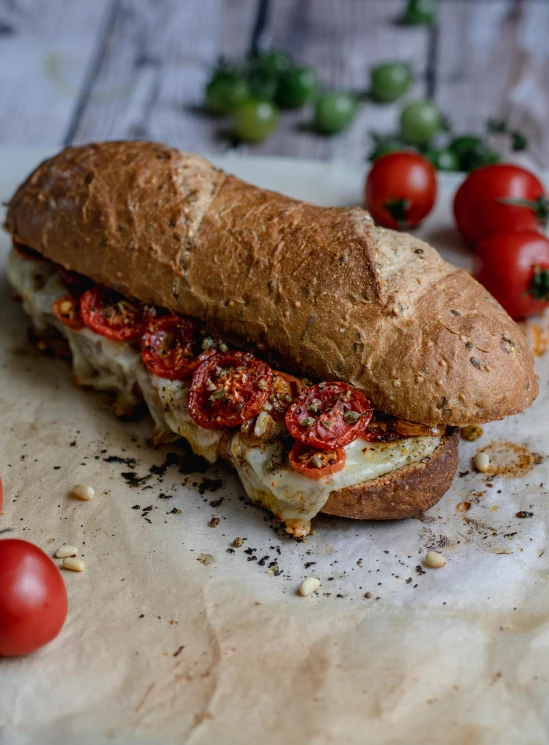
[4,141,538,426]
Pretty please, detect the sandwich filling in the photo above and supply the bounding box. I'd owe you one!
[8,246,443,536]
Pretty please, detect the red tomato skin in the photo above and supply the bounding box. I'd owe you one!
[454,164,546,246]
[364,152,437,229]
[289,442,346,479]
[80,286,146,342]
[0,539,68,657]
[141,314,201,380]
[473,231,549,320]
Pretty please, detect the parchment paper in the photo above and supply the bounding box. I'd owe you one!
[1,150,549,745]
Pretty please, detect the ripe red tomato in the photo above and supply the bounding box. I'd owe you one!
[285,382,372,451]
[0,539,68,657]
[289,441,346,479]
[188,351,273,429]
[473,231,549,320]
[364,152,437,229]
[80,285,147,342]
[52,294,85,330]
[141,314,202,380]
[454,164,549,246]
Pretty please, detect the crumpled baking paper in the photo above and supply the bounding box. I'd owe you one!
[1,151,549,745]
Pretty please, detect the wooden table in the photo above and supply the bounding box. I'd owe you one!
[1,0,548,164]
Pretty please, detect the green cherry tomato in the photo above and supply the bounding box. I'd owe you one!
[403,0,438,25]
[424,148,460,172]
[205,74,249,115]
[400,100,443,145]
[261,50,292,74]
[233,100,279,143]
[276,66,318,108]
[370,62,412,103]
[314,92,357,134]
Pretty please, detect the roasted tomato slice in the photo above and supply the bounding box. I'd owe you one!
[56,265,93,295]
[80,285,147,342]
[188,351,273,430]
[265,371,303,419]
[362,414,443,442]
[12,239,43,262]
[289,441,346,479]
[286,381,372,450]
[141,314,203,380]
[52,294,85,330]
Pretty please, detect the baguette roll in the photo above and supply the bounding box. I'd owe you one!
[5,141,537,428]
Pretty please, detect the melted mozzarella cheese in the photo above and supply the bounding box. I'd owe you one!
[230,433,441,536]
[64,327,142,414]
[7,251,63,330]
[137,372,222,463]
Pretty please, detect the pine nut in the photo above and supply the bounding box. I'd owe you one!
[299,577,320,596]
[63,557,85,572]
[253,411,274,439]
[424,551,446,568]
[70,484,95,501]
[55,545,78,559]
[473,452,490,473]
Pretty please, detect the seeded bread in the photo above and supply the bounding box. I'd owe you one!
[5,141,538,426]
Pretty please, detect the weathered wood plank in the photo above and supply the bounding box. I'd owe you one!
[0,0,111,145]
[71,0,257,152]
[239,0,431,160]
[435,0,549,167]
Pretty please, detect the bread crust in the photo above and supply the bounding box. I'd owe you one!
[5,141,538,426]
[322,427,459,520]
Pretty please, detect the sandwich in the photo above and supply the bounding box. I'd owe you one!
[4,141,538,537]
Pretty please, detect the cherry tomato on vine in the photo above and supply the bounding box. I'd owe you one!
[400,100,443,145]
[0,539,68,657]
[233,100,279,142]
[454,164,549,246]
[286,382,372,451]
[314,92,357,134]
[365,152,437,229]
[205,71,249,115]
[370,62,412,103]
[276,66,317,108]
[289,441,346,480]
[402,0,438,25]
[473,231,549,320]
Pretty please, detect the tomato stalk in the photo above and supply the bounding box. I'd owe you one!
[529,265,549,302]
[497,196,549,228]
[383,197,411,230]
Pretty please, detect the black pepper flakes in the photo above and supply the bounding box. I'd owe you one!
[470,357,481,369]
[516,511,534,518]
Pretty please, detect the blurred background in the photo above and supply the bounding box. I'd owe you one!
[0,0,548,167]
